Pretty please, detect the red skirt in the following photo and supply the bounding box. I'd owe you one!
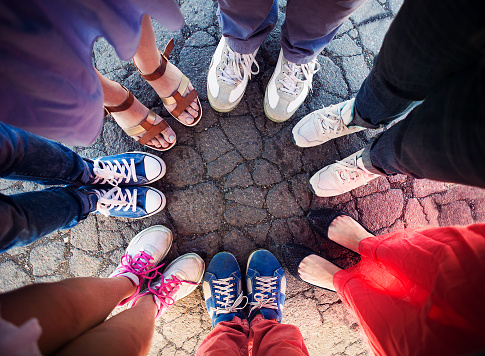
[333,224,485,356]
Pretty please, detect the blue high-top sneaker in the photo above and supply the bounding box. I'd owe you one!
[87,152,166,186]
[79,186,166,219]
[246,249,286,323]
[203,252,247,328]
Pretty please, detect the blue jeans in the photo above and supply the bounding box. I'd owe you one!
[0,123,96,252]
[217,0,366,64]
[350,0,485,187]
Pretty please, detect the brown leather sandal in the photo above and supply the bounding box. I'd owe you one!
[104,86,176,152]
[133,38,202,127]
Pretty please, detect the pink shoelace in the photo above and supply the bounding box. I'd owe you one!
[133,272,197,318]
[114,251,164,306]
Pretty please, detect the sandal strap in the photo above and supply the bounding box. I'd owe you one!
[122,110,169,146]
[161,75,198,118]
[133,38,175,82]
[104,85,134,114]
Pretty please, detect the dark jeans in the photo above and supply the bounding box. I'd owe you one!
[217,0,366,64]
[350,0,485,187]
[0,123,95,252]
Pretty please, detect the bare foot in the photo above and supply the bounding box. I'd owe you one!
[298,255,341,291]
[327,215,374,253]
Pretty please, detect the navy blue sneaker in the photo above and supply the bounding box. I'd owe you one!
[246,249,286,323]
[202,252,247,328]
[89,152,166,186]
[80,186,166,219]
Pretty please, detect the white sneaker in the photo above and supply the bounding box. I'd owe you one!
[264,49,320,122]
[133,253,205,318]
[293,99,365,147]
[109,225,173,306]
[309,149,381,197]
[207,37,259,112]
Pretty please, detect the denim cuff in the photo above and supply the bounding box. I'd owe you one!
[350,107,381,129]
[361,142,386,175]
[70,188,98,216]
[226,37,261,56]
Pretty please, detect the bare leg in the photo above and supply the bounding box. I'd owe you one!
[298,216,373,290]
[134,15,199,125]
[97,70,176,149]
[0,276,135,355]
[54,295,157,356]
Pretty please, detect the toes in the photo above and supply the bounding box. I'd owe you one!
[185,105,198,118]
[178,112,194,125]
[189,98,199,112]
[160,125,176,145]
[185,84,200,113]
[149,137,164,148]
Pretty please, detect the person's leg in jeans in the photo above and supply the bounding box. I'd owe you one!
[293,0,485,196]
[0,122,167,251]
[0,122,97,251]
[207,0,277,113]
[264,0,367,122]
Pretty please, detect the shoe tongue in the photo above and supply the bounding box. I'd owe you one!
[356,156,373,175]
[140,245,156,260]
[169,270,187,282]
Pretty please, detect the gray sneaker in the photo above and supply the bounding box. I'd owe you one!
[207,37,259,112]
[264,49,320,123]
[292,99,365,147]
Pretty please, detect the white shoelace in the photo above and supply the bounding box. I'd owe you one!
[249,276,279,315]
[220,46,259,85]
[278,59,320,95]
[92,158,137,186]
[210,277,247,315]
[333,155,373,184]
[94,186,137,216]
[318,107,346,134]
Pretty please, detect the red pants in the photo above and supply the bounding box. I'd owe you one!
[334,224,485,356]
[196,315,309,356]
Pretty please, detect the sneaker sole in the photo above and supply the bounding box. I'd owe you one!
[207,82,245,113]
[263,92,299,123]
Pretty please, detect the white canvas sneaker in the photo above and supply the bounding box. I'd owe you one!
[133,253,205,318]
[264,49,320,122]
[109,225,173,306]
[310,149,381,197]
[293,99,365,147]
[207,37,259,112]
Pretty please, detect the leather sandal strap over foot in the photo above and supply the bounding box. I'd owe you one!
[133,39,175,81]
[161,75,198,118]
[133,38,201,127]
[123,110,175,151]
[104,85,135,115]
